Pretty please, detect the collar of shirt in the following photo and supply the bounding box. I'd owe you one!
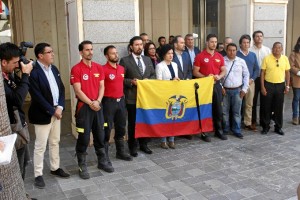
[37,60,52,71]
[239,49,249,56]
[175,50,183,56]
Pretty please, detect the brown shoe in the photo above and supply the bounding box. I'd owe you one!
[245,124,257,131]
[293,118,299,125]
[168,142,175,149]
[160,142,169,149]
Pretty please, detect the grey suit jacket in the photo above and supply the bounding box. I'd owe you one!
[119,54,156,104]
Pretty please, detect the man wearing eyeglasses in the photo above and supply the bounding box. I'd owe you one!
[29,43,70,189]
[260,42,290,135]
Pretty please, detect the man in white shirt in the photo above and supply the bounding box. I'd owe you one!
[249,30,271,128]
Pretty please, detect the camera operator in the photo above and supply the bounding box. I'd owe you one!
[0,42,35,199]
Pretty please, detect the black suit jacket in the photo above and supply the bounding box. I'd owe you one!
[119,54,156,104]
[28,61,65,124]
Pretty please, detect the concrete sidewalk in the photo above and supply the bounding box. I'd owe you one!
[23,93,300,200]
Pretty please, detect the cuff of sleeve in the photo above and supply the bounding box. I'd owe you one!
[57,106,64,110]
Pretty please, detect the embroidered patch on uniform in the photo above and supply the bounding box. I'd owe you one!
[215,59,220,62]
[94,73,100,77]
[83,74,89,80]
[109,74,115,80]
[121,74,124,77]
[204,58,209,63]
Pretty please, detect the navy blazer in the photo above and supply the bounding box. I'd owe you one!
[28,61,65,124]
[173,51,193,80]
[184,46,200,64]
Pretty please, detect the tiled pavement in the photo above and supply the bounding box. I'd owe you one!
[23,94,300,200]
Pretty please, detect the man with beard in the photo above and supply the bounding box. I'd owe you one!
[71,40,113,180]
[120,36,156,157]
[102,45,132,162]
[193,33,227,142]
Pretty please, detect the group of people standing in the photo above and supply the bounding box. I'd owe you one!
[1,30,299,198]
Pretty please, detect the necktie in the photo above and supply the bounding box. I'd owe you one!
[137,56,143,75]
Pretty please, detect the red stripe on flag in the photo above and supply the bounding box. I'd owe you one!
[135,118,213,138]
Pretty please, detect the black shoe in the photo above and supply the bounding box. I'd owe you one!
[275,129,284,135]
[51,168,70,178]
[261,129,268,135]
[140,145,153,154]
[201,134,211,142]
[116,152,133,161]
[215,133,228,140]
[129,149,138,157]
[34,176,45,189]
[234,133,244,139]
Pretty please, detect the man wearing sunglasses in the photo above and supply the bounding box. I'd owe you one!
[260,42,290,135]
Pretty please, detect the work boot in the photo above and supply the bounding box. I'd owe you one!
[76,152,90,179]
[115,138,132,161]
[104,142,112,166]
[95,148,114,173]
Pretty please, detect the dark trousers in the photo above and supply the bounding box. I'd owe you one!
[102,97,126,142]
[16,145,30,180]
[252,77,261,124]
[260,81,285,130]
[75,103,105,153]
[126,104,149,149]
[212,83,223,134]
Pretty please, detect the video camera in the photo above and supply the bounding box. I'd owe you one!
[19,41,33,64]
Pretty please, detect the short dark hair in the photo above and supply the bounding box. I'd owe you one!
[0,42,20,61]
[226,43,237,51]
[239,34,251,45]
[78,40,92,51]
[34,42,51,58]
[173,35,183,44]
[129,36,143,46]
[159,44,173,60]
[272,42,282,48]
[252,30,264,39]
[158,36,166,43]
[104,45,116,56]
[140,33,148,37]
[206,33,218,42]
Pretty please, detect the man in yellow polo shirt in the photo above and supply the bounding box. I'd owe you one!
[260,42,290,135]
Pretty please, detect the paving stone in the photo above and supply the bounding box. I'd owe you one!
[162,189,183,199]
[63,188,83,198]
[225,192,245,200]
[237,188,258,198]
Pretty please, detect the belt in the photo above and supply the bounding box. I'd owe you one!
[103,97,123,102]
[224,85,242,90]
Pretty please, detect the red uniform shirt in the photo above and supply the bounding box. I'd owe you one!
[70,60,104,100]
[194,50,224,76]
[103,62,124,98]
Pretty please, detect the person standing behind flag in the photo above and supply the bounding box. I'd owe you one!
[155,44,180,149]
[193,33,227,142]
[120,36,156,157]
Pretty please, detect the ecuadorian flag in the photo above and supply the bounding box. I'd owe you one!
[135,77,214,138]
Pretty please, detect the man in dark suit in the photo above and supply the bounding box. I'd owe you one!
[173,35,193,80]
[29,43,69,189]
[119,36,156,157]
[184,33,200,65]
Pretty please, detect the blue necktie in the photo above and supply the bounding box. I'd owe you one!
[137,57,143,75]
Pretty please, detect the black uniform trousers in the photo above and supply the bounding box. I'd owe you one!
[260,81,285,130]
[212,82,223,135]
[126,104,149,149]
[75,102,105,153]
[102,97,126,142]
